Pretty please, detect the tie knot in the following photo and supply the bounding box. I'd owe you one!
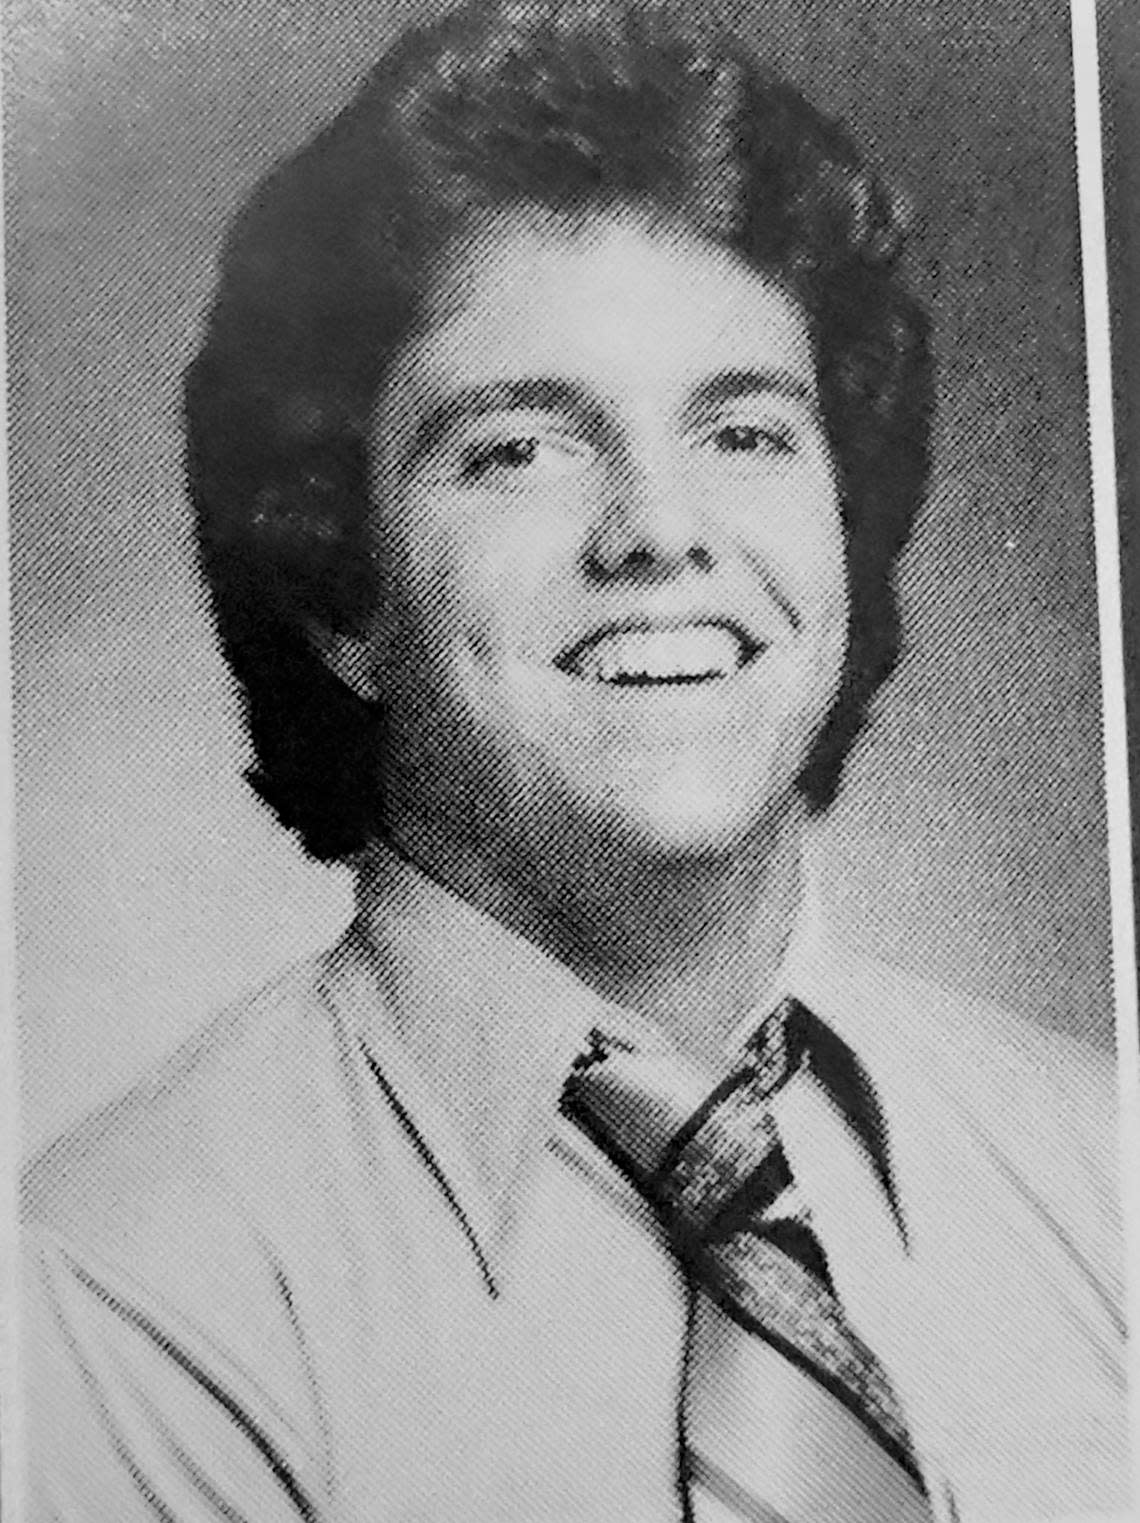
[741,996,798,1095]
[562,998,805,1237]
[563,997,902,1242]
[654,997,805,1235]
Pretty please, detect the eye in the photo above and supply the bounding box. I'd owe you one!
[461,437,540,481]
[709,422,796,457]
[457,427,591,486]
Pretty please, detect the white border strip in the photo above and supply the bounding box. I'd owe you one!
[1071,1,1140,1513]
[0,9,23,1518]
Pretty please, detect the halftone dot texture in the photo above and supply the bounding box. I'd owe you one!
[561,1000,922,1479]
[12,4,1131,1518]
[9,0,1114,1157]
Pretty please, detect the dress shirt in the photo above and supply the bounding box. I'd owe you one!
[21,848,1133,1522]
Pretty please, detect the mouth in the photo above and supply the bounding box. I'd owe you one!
[554,619,764,687]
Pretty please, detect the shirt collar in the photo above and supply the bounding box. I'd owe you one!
[328,847,625,1271]
[326,840,834,1280]
[723,855,829,1058]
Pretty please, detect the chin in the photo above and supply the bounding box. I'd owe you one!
[588,769,800,867]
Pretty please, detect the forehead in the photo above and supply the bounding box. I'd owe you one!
[391,209,818,407]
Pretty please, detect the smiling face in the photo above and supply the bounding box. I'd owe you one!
[348,212,848,893]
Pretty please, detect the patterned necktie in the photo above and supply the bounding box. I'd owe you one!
[561,997,935,1523]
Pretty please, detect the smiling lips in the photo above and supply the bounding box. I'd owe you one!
[556,621,763,686]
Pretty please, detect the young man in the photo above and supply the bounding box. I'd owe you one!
[22,2,1130,1520]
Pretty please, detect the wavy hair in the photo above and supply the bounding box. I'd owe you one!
[185,0,934,861]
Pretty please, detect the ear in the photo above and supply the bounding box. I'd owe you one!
[307,622,386,705]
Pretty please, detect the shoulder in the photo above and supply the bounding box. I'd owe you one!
[807,938,1125,1293]
[814,946,1132,1512]
[814,935,1117,1132]
[855,946,1115,1142]
[22,942,353,1281]
[20,946,368,1517]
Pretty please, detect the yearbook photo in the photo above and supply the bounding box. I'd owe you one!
[6,1,1138,1519]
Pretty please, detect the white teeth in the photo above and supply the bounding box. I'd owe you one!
[576,625,748,684]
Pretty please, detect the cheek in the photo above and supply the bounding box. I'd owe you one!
[373,494,474,625]
[370,499,531,679]
[815,528,850,632]
[811,548,851,682]
[790,469,846,606]
[743,478,847,617]
[766,495,850,693]
[387,489,583,629]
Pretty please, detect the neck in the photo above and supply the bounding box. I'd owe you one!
[365,803,807,1070]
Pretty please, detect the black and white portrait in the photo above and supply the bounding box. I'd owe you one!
[7,1,1138,1519]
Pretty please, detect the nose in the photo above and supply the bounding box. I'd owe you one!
[583,459,715,583]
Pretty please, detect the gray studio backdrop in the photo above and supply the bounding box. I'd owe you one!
[8,0,1113,1159]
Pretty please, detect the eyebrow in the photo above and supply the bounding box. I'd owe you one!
[681,367,822,425]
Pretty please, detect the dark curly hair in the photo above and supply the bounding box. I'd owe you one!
[184,0,934,863]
